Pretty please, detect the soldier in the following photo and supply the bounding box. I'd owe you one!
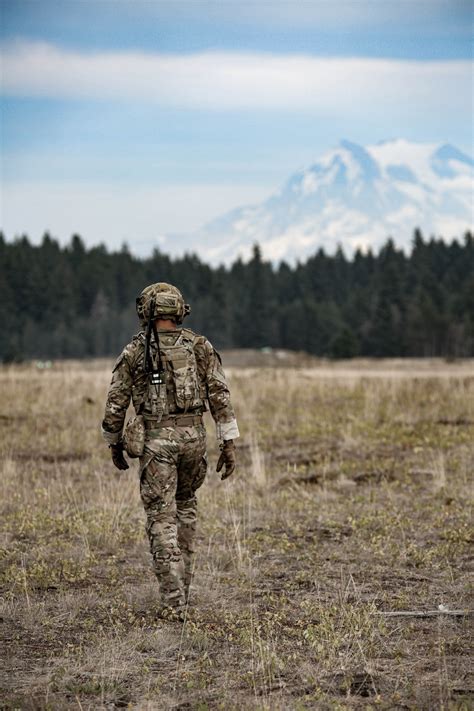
[101,282,239,620]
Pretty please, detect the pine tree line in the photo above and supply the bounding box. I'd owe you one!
[1,229,473,361]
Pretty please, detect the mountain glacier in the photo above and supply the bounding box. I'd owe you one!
[185,139,473,264]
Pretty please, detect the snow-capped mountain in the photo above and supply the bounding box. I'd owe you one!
[186,139,473,263]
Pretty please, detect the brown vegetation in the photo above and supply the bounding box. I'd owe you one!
[1,359,473,709]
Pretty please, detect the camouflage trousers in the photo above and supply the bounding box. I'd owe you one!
[139,423,207,611]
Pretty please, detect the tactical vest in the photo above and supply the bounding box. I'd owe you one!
[141,328,205,421]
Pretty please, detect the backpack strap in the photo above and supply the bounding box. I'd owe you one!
[180,327,198,345]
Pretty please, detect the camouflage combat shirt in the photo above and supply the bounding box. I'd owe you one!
[101,328,239,445]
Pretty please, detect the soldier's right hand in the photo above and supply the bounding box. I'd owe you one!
[110,442,129,471]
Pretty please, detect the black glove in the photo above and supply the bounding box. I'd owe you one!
[110,442,129,471]
[216,439,236,480]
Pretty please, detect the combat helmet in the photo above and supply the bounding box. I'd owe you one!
[136,282,191,325]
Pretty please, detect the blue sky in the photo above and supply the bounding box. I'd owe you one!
[1,0,472,253]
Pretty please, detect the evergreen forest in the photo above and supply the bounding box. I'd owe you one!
[1,229,473,361]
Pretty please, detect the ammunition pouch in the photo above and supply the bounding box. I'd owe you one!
[122,414,146,458]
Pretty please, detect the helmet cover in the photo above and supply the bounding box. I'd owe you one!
[136,282,191,324]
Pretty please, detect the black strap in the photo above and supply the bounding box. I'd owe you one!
[151,320,165,378]
[144,297,155,374]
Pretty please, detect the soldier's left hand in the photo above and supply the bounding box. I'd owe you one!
[216,439,236,480]
[110,442,129,471]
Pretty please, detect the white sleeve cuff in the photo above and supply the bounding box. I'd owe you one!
[216,418,240,441]
[101,426,122,445]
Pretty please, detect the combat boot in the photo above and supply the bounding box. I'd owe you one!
[159,604,186,623]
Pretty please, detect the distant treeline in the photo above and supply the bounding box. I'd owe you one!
[1,229,473,361]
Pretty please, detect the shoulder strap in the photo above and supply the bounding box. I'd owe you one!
[181,327,198,345]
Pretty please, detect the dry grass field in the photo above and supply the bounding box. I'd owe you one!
[1,358,473,710]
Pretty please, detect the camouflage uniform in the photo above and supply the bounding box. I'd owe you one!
[102,326,239,612]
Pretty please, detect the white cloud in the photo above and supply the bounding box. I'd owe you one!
[0,181,271,255]
[1,41,471,115]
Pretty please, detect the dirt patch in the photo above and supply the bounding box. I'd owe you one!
[0,413,28,423]
[12,451,91,463]
[436,417,474,426]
